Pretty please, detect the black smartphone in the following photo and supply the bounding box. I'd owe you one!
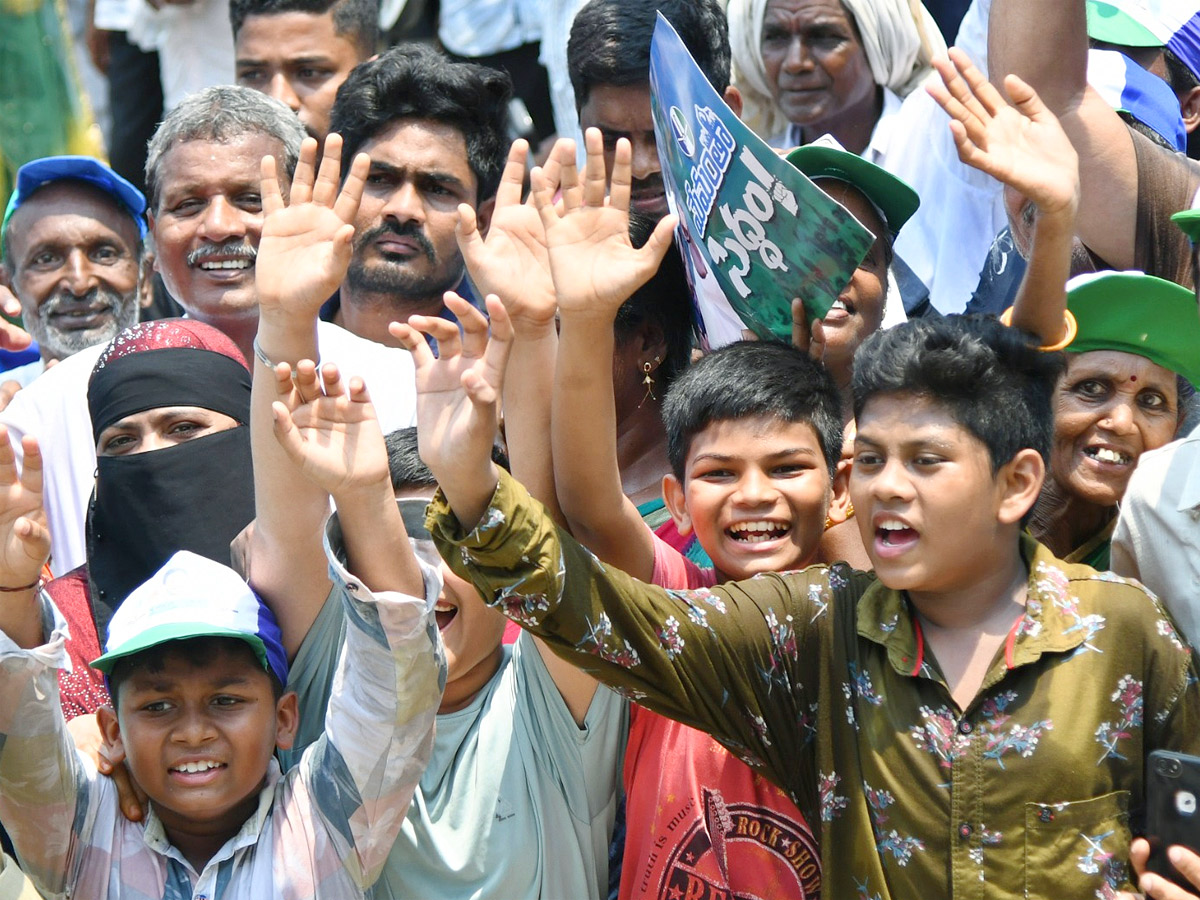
[1146,750,1200,890]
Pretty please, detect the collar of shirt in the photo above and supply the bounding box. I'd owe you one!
[141,758,282,877]
[854,533,1094,685]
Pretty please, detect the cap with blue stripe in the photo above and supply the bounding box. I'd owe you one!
[91,550,289,686]
[1089,49,1188,150]
[1087,0,1200,81]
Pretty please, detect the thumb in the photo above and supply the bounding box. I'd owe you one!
[1004,73,1046,120]
[270,401,307,466]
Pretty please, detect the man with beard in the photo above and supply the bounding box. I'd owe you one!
[0,157,145,386]
[324,43,512,345]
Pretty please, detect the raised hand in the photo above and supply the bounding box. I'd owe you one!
[457,139,567,338]
[0,428,48,590]
[928,48,1080,218]
[390,293,512,527]
[256,133,370,320]
[269,361,390,500]
[531,127,677,318]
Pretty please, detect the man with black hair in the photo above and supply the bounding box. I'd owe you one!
[232,0,377,145]
[568,0,741,220]
[325,43,512,345]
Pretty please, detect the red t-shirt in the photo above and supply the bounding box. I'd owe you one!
[618,535,821,899]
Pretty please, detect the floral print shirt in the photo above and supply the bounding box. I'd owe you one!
[429,472,1200,900]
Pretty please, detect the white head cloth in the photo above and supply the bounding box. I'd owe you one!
[729,0,948,141]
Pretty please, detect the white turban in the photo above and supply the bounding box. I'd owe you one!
[729,0,948,141]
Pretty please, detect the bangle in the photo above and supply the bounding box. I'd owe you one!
[999,307,1078,352]
[0,577,41,592]
[252,336,275,370]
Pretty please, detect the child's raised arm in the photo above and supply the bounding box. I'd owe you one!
[392,294,513,530]
[271,363,422,596]
[455,138,569,522]
[249,134,370,656]
[536,128,677,581]
[929,49,1081,346]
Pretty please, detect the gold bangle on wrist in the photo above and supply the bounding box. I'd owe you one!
[999,307,1078,351]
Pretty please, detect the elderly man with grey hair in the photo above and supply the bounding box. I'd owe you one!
[0,84,419,577]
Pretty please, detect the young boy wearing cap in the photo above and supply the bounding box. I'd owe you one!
[0,421,443,897]
[397,128,1200,898]
[538,129,916,898]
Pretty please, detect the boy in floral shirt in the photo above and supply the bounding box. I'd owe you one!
[395,137,1200,898]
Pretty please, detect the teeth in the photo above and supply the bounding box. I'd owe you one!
[830,300,848,312]
[173,760,221,773]
[434,602,455,612]
[878,521,908,531]
[729,521,788,543]
[1089,447,1130,464]
[198,259,252,270]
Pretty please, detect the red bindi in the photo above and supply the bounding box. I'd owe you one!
[1130,375,1137,382]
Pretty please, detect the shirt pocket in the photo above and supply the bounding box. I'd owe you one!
[1024,791,1132,899]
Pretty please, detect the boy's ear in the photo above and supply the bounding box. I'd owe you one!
[995,448,1045,525]
[273,691,300,752]
[662,473,693,536]
[825,459,852,527]
[97,705,125,760]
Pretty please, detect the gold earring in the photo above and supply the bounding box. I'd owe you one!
[640,361,656,406]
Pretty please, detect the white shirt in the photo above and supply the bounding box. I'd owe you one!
[1112,427,1200,649]
[0,321,418,577]
[437,0,544,57]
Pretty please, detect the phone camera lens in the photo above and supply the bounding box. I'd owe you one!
[1158,758,1184,777]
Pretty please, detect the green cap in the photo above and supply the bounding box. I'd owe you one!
[785,137,919,236]
[1086,0,1165,47]
[1172,206,1200,241]
[1066,270,1200,385]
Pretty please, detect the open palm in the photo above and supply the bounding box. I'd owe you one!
[390,294,512,486]
[256,133,370,320]
[929,48,1079,216]
[271,362,390,498]
[0,430,49,588]
[458,139,564,336]
[533,128,677,316]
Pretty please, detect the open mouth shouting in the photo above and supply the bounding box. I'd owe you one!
[434,600,459,631]
[874,516,919,559]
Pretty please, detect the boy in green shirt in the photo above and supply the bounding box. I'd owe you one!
[394,132,1200,898]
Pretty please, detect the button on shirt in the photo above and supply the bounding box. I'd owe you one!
[431,471,1200,900]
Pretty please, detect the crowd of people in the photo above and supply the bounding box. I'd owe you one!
[3,0,1200,897]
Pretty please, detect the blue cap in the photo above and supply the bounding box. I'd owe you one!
[2,156,147,254]
[1089,49,1188,151]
